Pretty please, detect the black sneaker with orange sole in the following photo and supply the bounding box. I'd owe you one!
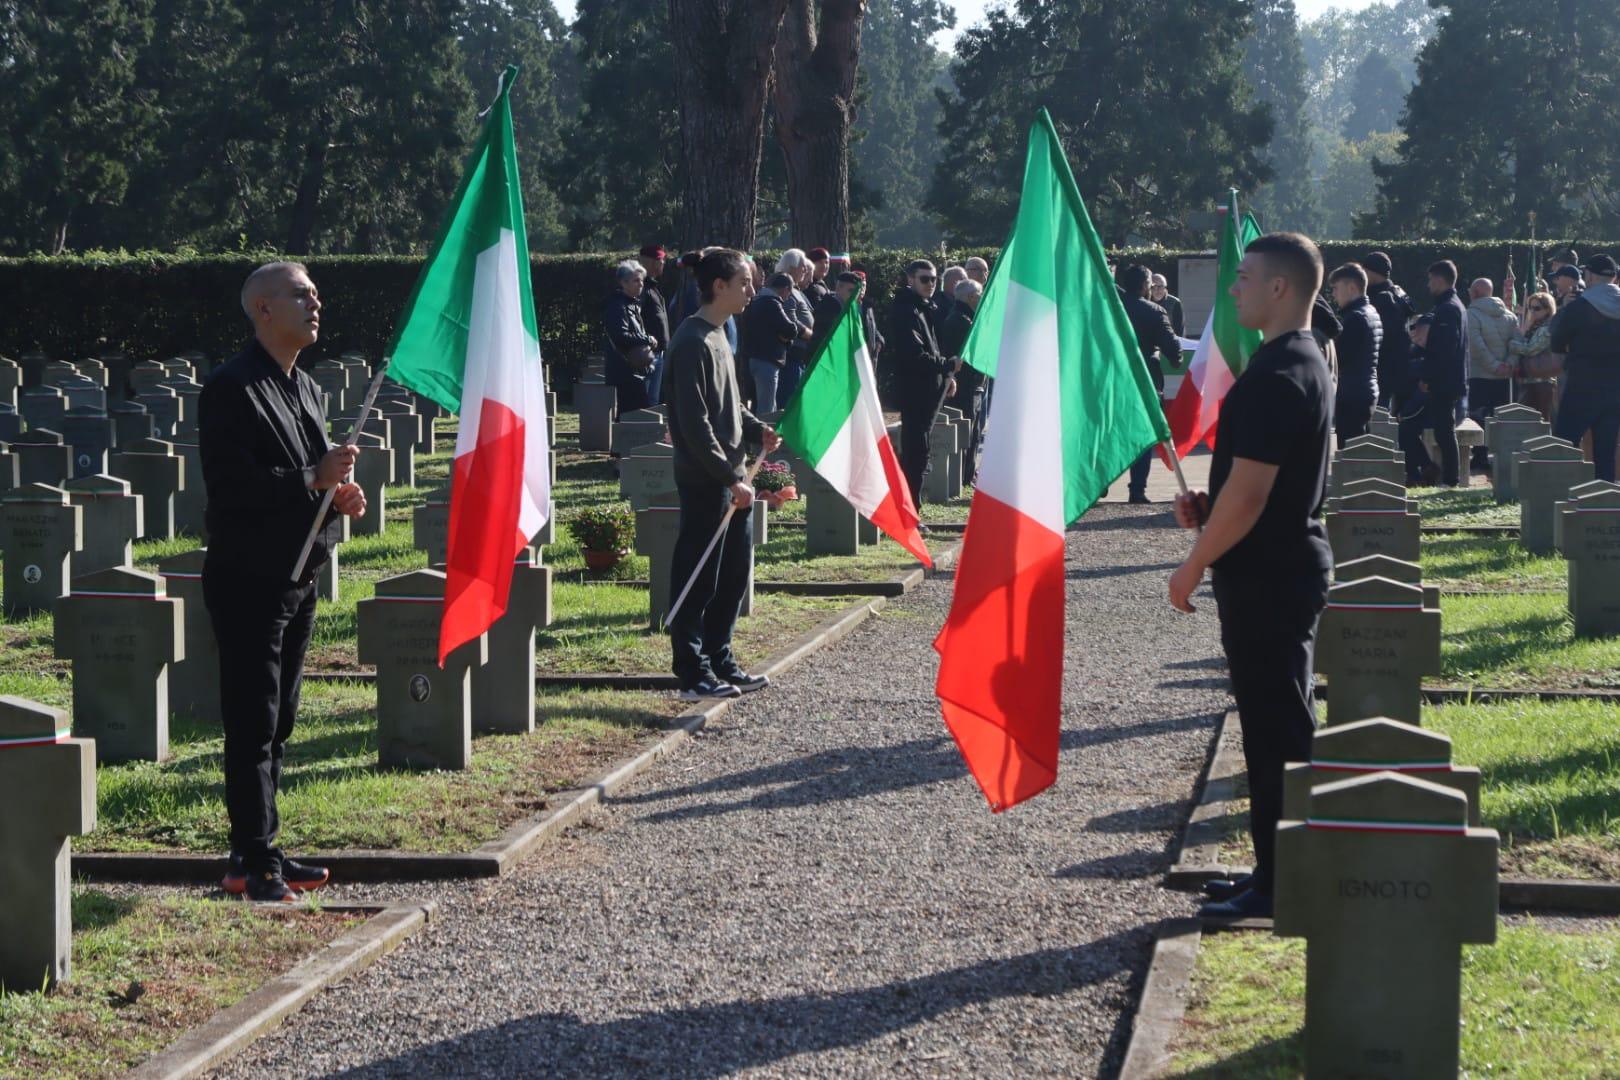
[222,855,330,895]
[244,870,297,903]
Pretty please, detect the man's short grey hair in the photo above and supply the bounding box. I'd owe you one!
[965,256,989,277]
[616,260,646,283]
[954,279,982,302]
[776,248,809,274]
[1151,273,1168,288]
[240,260,310,321]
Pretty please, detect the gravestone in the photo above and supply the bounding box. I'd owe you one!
[800,459,861,556]
[926,414,962,503]
[1368,407,1399,444]
[58,407,114,478]
[1485,404,1551,502]
[54,567,183,763]
[135,384,181,439]
[939,405,974,487]
[1282,717,1482,826]
[1516,439,1591,554]
[412,488,451,565]
[1557,484,1620,637]
[76,358,109,391]
[64,475,142,576]
[56,375,105,413]
[470,551,553,734]
[576,378,617,452]
[1330,443,1405,497]
[0,357,21,409]
[1426,416,1484,462]
[0,484,82,615]
[1274,772,1497,1080]
[339,407,412,489]
[168,440,206,536]
[0,697,95,992]
[635,505,682,628]
[349,430,391,537]
[158,377,203,438]
[157,548,219,724]
[108,400,154,448]
[11,428,74,487]
[1325,488,1421,564]
[546,391,558,448]
[376,396,431,456]
[0,444,17,493]
[356,569,485,770]
[128,360,169,398]
[18,386,67,432]
[1341,433,1397,454]
[1315,577,1441,727]
[309,362,352,416]
[316,515,348,602]
[0,404,20,442]
[17,352,48,389]
[1334,553,1438,609]
[611,408,667,457]
[108,438,184,541]
[618,441,678,510]
[1328,476,1416,515]
[39,361,80,390]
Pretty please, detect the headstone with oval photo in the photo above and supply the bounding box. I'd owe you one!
[0,483,82,616]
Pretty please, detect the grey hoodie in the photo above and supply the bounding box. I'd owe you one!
[1551,282,1620,385]
[1584,282,1620,320]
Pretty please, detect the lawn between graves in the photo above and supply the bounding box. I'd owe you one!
[1420,533,1564,592]
[1440,592,1620,690]
[1163,921,1620,1079]
[1413,484,1520,527]
[0,889,361,1078]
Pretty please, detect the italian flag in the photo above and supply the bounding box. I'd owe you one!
[1163,192,1262,456]
[933,111,1168,812]
[385,65,551,665]
[777,286,931,566]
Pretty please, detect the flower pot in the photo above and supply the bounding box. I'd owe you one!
[583,548,625,572]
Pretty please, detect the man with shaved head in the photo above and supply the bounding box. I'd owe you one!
[200,261,368,902]
[1466,275,1520,472]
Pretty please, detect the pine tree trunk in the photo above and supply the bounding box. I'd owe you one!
[668,0,793,250]
[286,127,330,254]
[771,0,865,252]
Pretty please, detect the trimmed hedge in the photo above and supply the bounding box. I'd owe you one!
[2,241,1609,391]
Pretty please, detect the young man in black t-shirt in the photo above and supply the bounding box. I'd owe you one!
[1168,233,1334,919]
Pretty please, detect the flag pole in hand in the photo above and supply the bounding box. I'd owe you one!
[661,454,766,632]
[290,358,392,583]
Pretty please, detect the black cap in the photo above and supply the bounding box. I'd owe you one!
[1362,251,1392,276]
[1582,254,1618,277]
[1552,264,1583,281]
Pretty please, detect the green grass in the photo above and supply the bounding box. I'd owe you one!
[1415,484,1521,527]
[87,681,681,853]
[1168,924,1620,1078]
[1441,593,1620,690]
[1422,534,1565,592]
[0,890,359,1077]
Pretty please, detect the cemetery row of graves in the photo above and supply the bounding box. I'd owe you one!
[1153,403,1620,1076]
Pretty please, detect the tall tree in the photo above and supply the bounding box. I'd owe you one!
[1341,51,1406,141]
[855,0,952,247]
[1299,0,1437,140]
[771,0,865,250]
[1319,130,1402,238]
[929,0,1271,247]
[1243,0,1319,233]
[667,0,792,249]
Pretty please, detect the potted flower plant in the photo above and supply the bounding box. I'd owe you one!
[755,459,798,509]
[568,504,636,571]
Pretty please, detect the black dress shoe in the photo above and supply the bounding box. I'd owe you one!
[1128,493,1151,505]
[1199,886,1273,920]
[716,668,770,694]
[1201,873,1253,901]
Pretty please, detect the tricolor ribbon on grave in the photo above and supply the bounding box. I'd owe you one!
[1305,816,1470,835]
[0,725,72,749]
[1323,601,1426,611]
[1312,758,1454,773]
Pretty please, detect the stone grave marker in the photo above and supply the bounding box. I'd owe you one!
[1517,439,1591,554]
[1557,484,1620,637]
[168,440,207,536]
[1328,476,1415,514]
[611,408,667,457]
[159,376,203,438]
[1485,404,1551,502]
[17,351,48,388]
[315,514,349,602]
[0,443,17,493]
[618,441,677,510]
[309,362,352,415]
[108,400,154,448]
[1282,716,1482,826]
[135,384,181,438]
[412,488,451,565]
[0,403,20,443]
[926,413,962,503]
[1325,488,1421,564]
[939,405,974,486]
[635,505,683,628]
[0,696,95,992]
[1315,576,1440,727]
[376,396,432,456]
[470,550,553,735]
[128,360,169,398]
[339,407,412,489]
[799,457,861,556]
[1426,416,1484,461]
[58,407,114,478]
[1367,406,1399,444]
[0,357,21,409]
[348,429,391,537]
[54,567,183,762]
[75,358,109,390]
[19,385,67,432]
[11,428,74,487]
[356,569,485,770]
[40,360,80,389]
[576,378,617,452]
[1334,553,1438,609]
[63,475,142,576]
[0,484,81,615]
[1274,772,1497,1079]
[56,375,105,413]
[160,356,195,378]
[108,437,184,541]
[157,547,218,724]
[1329,442,1405,497]
[546,391,558,448]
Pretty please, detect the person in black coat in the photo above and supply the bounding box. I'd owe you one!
[738,275,801,414]
[940,279,986,484]
[1363,252,1414,409]
[1150,274,1185,337]
[1119,264,1181,502]
[1420,259,1471,486]
[887,259,956,513]
[637,245,671,406]
[1552,254,1620,481]
[200,262,367,902]
[602,261,659,412]
[1329,263,1383,446]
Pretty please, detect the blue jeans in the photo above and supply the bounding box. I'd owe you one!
[750,359,781,415]
[643,351,666,409]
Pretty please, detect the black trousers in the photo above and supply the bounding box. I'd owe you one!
[1334,396,1373,448]
[1555,379,1620,484]
[1212,567,1327,896]
[1467,378,1512,467]
[1399,394,1460,485]
[900,397,936,508]
[668,480,754,686]
[203,564,318,875]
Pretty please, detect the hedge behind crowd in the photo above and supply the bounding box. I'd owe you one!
[2,240,1610,393]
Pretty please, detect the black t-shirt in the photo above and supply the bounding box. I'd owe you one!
[1208,330,1333,576]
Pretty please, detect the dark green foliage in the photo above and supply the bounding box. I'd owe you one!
[566,504,636,554]
[1300,0,1437,138]
[1243,0,1320,234]
[1342,51,1406,141]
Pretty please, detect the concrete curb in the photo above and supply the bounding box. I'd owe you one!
[77,597,892,885]
[124,901,435,1080]
[1116,918,1203,1080]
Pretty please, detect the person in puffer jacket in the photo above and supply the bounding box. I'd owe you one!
[1363,251,1415,408]
[1552,254,1620,481]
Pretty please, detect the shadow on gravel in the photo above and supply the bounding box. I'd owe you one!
[1162,656,1226,671]
[612,713,1220,825]
[324,929,1146,1079]
[1158,676,1230,691]
[1082,800,1191,834]
[1067,561,1180,580]
[1052,849,1173,880]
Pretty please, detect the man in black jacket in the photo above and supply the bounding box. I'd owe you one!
[638,245,671,406]
[738,274,800,414]
[888,259,957,511]
[1330,263,1383,445]
[1150,273,1185,337]
[602,261,659,412]
[806,247,832,306]
[1421,259,1471,486]
[1552,254,1620,481]
[200,262,367,903]
[940,279,985,484]
[1120,264,1181,503]
[1363,251,1413,408]
[811,271,862,356]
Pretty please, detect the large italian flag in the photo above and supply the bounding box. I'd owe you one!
[777,289,931,566]
[1163,192,1262,456]
[384,65,551,665]
[933,111,1168,812]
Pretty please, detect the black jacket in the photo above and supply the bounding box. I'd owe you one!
[1550,284,1620,389]
[1335,295,1383,405]
[1122,293,1180,395]
[601,289,656,389]
[1159,293,1185,337]
[640,279,671,353]
[739,291,800,367]
[887,289,952,402]
[811,292,846,355]
[1424,287,1470,399]
[929,293,955,336]
[940,304,982,398]
[199,339,339,583]
[806,279,831,307]
[1367,280,1415,400]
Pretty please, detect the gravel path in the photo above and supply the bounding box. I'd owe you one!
[211,504,1229,1079]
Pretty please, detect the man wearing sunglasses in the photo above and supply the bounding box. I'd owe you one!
[888,259,958,516]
